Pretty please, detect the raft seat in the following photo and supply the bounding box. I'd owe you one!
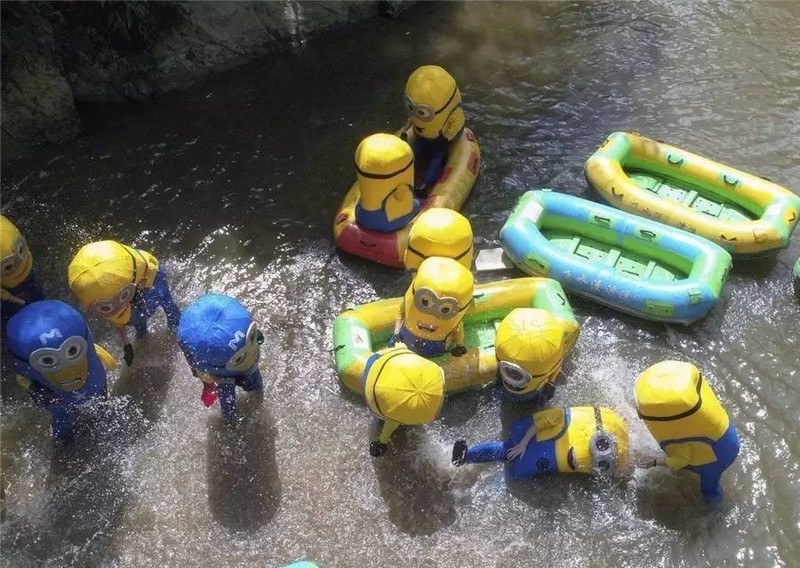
[629,171,752,222]
[549,233,678,282]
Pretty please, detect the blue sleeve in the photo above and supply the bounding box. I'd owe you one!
[50,404,75,440]
[218,382,237,418]
[153,270,182,330]
[422,149,446,188]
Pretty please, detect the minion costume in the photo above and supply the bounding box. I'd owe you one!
[361,346,445,457]
[354,133,420,233]
[68,241,181,363]
[495,309,567,403]
[6,300,118,440]
[1,215,44,321]
[392,257,473,358]
[403,208,473,271]
[452,407,628,480]
[177,294,264,419]
[635,361,740,505]
[404,65,466,193]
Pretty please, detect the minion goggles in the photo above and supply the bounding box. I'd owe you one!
[498,353,564,392]
[412,285,472,320]
[1,235,29,278]
[589,407,617,475]
[27,336,88,375]
[404,87,460,123]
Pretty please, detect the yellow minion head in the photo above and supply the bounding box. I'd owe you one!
[496,308,565,397]
[355,133,416,221]
[405,65,465,141]
[1,215,33,288]
[404,208,473,271]
[560,407,629,476]
[634,360,729,446]
[404,257,473,342]
[364,346,445,425]
[68,241,158,323]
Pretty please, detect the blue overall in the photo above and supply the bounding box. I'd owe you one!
[355,197,420,233]
[398,325,448,358]
[464,412,570,480]
[2,269,44,322]
[215,368,263,419]
[665,424,740,504]
[412,136,449,194]
[127,268,181,337]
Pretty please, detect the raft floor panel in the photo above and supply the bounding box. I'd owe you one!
[543,230,687,282]
[626,170,753,222]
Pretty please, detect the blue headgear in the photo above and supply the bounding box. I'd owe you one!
[6,300,96,387]
[177,294,261,377]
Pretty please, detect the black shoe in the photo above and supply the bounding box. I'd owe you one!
[452,440,468,466]
[369,440,388,458]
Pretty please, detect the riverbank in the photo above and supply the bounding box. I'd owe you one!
[0,0,412,163]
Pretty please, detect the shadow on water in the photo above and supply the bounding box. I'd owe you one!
[111,333,176,424]
[633,467,709,530]
[730,255,778,279]
[373,425,456,536]
[2,397,145,566]
[206,391,281,532]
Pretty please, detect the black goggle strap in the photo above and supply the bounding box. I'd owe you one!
[636,374,704,421]
[355,158,414,180]
[121,244,150,287]
[434,85,458,115]
[406,243,473,263]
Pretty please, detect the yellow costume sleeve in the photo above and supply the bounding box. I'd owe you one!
[196,371,217,385]
[94,345,118,371]
[1,288,10,301]
[378,420,401,444]
[15,375,32,391]
[664,444,692,470]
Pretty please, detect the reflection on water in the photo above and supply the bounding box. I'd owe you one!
[2,1,799,566]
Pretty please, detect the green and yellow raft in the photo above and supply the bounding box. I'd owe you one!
[333,277,579,396]
[585,132,800,256]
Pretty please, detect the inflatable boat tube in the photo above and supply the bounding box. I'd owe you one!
[585,132,800,256]
[333,127,480,267]
[500,191,732,324]
[333,277,578,395]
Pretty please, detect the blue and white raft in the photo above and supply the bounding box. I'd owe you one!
[499,190,732,324]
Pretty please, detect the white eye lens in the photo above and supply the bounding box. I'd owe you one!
[234,354,245,365]
[40,356,57,367]
[440,305,452,315]
[66,344,82,359]
[99,305,113,314]
[2,261,14,272]
[119,289,131,302]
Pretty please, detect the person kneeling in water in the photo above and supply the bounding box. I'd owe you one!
[452,406,628,480]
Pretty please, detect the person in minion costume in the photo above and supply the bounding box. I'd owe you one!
[361,345,445,457]
[404,65,466,194]
[391,256,473,358]
[635,361,740,505]
[403,208,473,272]
[452,406,628,481]
[68,240,181,366]
[6,300,118,440]
[1,215,44,322]
[495,308,568,404]
[354,133,420,233]
[177,294,264,419]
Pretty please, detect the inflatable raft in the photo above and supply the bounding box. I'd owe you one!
[794,257,800,299]
[333,127,480,267]
[585,132,800,256]
[500,191,732,324]
[333,277,578,395]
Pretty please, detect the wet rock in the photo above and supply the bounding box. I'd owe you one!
[1,5,80,162]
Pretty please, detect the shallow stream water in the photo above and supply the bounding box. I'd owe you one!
[2,2,799,567]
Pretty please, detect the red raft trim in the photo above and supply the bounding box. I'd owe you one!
[336,222,403,268]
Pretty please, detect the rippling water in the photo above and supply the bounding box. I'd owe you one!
[2,2,799,566]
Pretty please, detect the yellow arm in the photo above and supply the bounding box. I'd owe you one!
[664,444,692,470]
[378,420,401,444]
[2,288,26,305]
[196,371,217,385]
[15,375,32,391]
[94,345,119,371]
